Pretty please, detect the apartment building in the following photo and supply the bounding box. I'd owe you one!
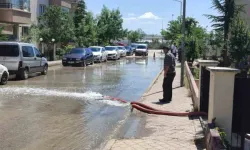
[0,0,75,41]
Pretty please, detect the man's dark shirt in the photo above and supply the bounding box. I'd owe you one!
[164,52,176,74]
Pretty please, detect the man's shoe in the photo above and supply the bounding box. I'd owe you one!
[159,99,170,103]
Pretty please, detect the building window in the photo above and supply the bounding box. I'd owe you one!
[61,7,70,13]
[22,27,29,36]
[39,4,46,15]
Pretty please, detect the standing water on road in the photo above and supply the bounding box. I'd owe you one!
[0,57,163,150]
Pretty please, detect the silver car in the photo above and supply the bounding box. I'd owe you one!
[89,46,107,62]
[0,42,48,80]
[117,46,127,57]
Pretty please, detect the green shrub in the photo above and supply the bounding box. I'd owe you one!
[62,44,75,55]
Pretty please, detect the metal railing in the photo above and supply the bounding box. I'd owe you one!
[0,2,30,11]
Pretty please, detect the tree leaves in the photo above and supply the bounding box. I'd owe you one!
[96,6,124,45]
[0,26,8,41]
[38,6,75,43]
[127,29,145,43]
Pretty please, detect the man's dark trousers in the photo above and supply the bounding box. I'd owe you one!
[162,72,176,102]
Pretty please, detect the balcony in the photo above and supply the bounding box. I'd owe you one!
[0,2,31,24]
[49,0,72,8]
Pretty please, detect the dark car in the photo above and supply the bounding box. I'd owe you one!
[131,43,137,52]
[62,48,94,67]
[125,46,133,56]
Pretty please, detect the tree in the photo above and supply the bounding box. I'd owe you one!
[73,0,87,46]
[109,9,123,41]
[137,28,146,41]
[82,12,97,47]
[38,6,75,43]
[96,6,125,45]
[73,0,86,29]
[21,24,40,43]
[127,29,146,43]
[96,6,111,45]
[229,14,250,72]
[207,30,224,58]
[205,0,243,66]
[0,26,7,41]
[161,17,182,43]
[161,17,207,62]
[128,30,140,42]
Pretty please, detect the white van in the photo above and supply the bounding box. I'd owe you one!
[135,44,148,56]
[0,42,48,80]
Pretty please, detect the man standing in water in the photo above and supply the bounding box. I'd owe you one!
[159,46,176,103]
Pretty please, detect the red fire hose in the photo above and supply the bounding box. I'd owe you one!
[104,96,207,117]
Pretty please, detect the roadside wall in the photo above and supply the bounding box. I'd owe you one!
[185,61,199,109]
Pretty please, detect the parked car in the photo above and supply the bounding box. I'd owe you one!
[117,46,127,57]
[135,44,148,56]
[131,43,137,52]
[62,48,94,67]
[0,42,48,80]
[125,46,133,56]
[0,64,9,85]
[89,46,107,63]
[105,46,120,60]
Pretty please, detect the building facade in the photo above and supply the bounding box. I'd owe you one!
[0,0,75,41]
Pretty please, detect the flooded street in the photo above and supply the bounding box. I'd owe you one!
[0,56,163,150]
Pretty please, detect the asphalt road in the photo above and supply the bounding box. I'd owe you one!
[0,51,164,150]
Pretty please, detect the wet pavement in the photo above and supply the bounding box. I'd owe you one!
[0,56,163,150]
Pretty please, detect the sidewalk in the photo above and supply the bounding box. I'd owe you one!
[48,60,61,67]
[104,67,204,150]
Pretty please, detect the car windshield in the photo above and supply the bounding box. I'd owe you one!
[117,47,123,50]
[70,48,85,54]
[137,45,146,49]
[125,46,130,49]
[90,47,101,52]
[105,47,116,51]
[131,45,137,48]
[0,45,19,57]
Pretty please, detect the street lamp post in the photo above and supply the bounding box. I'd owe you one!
[173,0,182,18]
[172,0,186,86]
[39,38,44,54]
[180,0,186,87]
[52,38,56,61]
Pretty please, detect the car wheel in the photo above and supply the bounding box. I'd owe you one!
[41,64,48,75]
[20,68,29,80]
[90,59,94,65]
[0,72,8,85]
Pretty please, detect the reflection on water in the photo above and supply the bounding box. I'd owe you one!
[0,57,163,150]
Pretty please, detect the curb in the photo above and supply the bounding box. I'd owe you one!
[48,60,61,67]
[102,139,116,150]
[101,69,164,150]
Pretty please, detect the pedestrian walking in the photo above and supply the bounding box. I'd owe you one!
[171,43,177,58]
[159,46,176,103]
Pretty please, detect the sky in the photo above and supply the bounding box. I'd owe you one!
[85,0,219,35]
